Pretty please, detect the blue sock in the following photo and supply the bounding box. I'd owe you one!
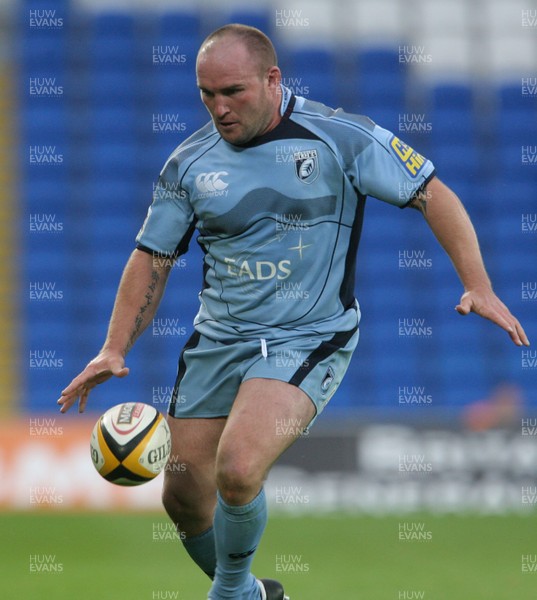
[209,488,267,600]
[182,526,216,579]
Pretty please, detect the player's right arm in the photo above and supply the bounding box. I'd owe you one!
[57,248,171,413]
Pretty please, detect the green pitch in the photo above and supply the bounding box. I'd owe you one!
[2,511,536,599]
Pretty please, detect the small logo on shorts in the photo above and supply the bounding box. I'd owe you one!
[294,149,319,184]
[320,366,335,394]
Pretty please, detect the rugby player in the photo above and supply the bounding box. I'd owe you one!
[58,24,529,600]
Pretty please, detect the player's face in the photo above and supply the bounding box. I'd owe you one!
[196,39,282,145]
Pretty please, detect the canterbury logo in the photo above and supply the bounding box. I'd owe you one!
[195,171,229,193]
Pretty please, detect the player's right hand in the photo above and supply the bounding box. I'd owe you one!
[57,351,129,414]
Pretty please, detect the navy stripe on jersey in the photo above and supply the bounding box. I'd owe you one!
[289,326,358,387]
[240,98,321,148]
[136,243,157,256]
[169,330,202,415]
[340,189,366,309]
[200,189,337,235]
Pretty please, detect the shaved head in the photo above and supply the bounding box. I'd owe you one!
[197,24,277,76]
[196,24,282,145]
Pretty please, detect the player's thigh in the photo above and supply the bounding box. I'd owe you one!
[216,378,315,483]
[163,415,226,504]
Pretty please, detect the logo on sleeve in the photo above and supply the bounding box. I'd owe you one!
[389,136,426,178]
[294,149,319,184]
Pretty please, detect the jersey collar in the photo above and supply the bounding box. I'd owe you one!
[279,84,294,117]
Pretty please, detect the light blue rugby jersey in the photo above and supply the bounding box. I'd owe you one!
[136,86,435,340]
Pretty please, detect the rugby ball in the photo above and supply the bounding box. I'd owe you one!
[90,403,172,486]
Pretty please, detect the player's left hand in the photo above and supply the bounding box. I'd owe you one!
[455,288,530,347]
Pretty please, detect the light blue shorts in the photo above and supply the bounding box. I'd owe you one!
[168,328,358,427]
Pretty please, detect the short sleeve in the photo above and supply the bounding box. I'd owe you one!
[352,124,435,207]
[135,158,196,256]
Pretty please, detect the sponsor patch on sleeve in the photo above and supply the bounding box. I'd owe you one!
[389,135,426,178]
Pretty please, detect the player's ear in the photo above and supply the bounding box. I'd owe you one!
[266,66,281,89]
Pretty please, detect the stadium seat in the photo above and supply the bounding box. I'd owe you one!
[353,48,407,115]
[419,0,470,35]
[135,140,176,180]
[480,0,528,32]
[87,106,138,140]
[359,76,406,115]
[442,350,491,399]
[88,40,137,73]
[498,82,537,111]
[430,82,475,111]
[225,10,272,34]
[487,180,535,214]
[150,37,201,72]
[428,108,477,143]
[83,177,144,214]
[373,349,423,392]
[274,0,342,45]
[497,143,537,181]
[412,35,473,81]
[151,69,202,109]
[358,47,402,77]
[20,33,67,70]
[21,71,67,115]
[25,149,71,179]
[493,210,533,248]
[23,177,69,215]
[428,142,481,181]
[21,105,68,143]
[85,222,141,256]
[24,350,70,401]
[496,109,537,144]
[86,70,138,105]
[156,10,203,39]
[481,0,535,61]
[280,47,338,106]
[364,212,407,246]
[349,0,405,43]
[87,142,138,177]
[287,46,336,73]
[482,35,536,79]
[296,72,339,107]
[24,245,69,280]
[25,0,66,9]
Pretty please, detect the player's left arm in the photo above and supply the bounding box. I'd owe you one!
[408,175,530,347]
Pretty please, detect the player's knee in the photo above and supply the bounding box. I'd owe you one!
[216,455,262,505]
[161,481,186,522]
[162,477,201,525]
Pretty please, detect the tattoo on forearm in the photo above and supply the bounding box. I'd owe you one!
[417,195,428,214]
[410,192,428,215]
[125,270,159,353]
